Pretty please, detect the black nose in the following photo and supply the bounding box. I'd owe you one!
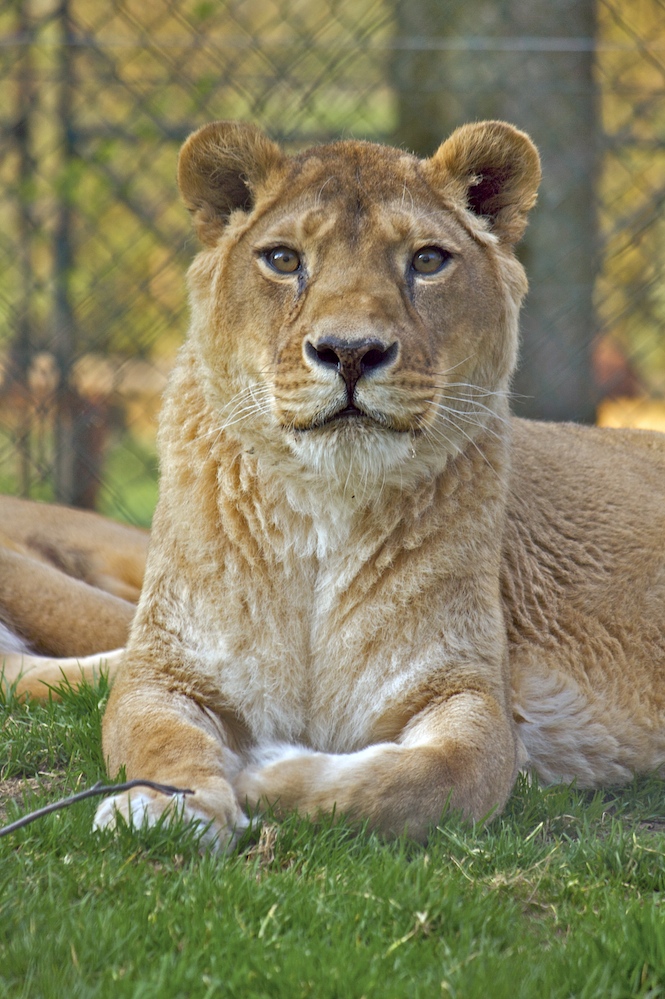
[305,336,398,394]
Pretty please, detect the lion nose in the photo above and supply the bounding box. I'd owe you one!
[305,336,398,394]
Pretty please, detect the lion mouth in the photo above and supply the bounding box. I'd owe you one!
[320,401,389,430]
[291,402,382,433]
[306,404,409,434]
[329,404,364,421]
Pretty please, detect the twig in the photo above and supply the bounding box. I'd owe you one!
[0,779,194,838]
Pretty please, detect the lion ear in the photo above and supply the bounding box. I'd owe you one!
[423,121,541,245]
[177,121,286,245]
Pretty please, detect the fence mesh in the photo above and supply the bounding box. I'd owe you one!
[0,0,663,525]
[596,0,665,410]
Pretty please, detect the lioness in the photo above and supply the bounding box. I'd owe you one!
[4,120,665,848]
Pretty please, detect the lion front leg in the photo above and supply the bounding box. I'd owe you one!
[234,692,519,841]
[94,682,249,851]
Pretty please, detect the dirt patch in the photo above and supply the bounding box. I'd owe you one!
[0,772,68,826]
[638,819,665,835]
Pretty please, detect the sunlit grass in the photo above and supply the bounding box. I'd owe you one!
[2,680,665,998]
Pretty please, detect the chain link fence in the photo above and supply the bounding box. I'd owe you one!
[0,0,663,525]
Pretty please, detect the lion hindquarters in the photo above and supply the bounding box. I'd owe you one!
[0,543,136,659]
[234,692,519,840]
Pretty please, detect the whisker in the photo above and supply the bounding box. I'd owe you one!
[430,386,512,426]
[440,389,507,405]
[434,399,510,431]
[445,418,497,471]
[416,417,462,459]
[374,459,388,509]
[434,382,524,407]
[194,385,273,481]
[420,405,500,474]
[430,356,475,378]
[212,401,269,435]
[196,385,272,440]
[435,382,508,398]
[342,449,354,502]
[431,407,505,442]
[217,405,268,433]
[400,182,414,214]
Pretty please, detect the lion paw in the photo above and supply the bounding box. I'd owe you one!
[92,786,249,852]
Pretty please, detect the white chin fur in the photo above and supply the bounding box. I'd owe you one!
[289,423,415,483]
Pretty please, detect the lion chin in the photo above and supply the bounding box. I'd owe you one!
[289,419,417,488]
[4,118,665,851]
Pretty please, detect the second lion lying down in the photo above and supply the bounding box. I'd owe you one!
[5,119,665,847]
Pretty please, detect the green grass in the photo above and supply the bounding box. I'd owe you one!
[2,681,665,998]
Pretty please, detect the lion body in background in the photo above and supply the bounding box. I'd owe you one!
[0,496,145,695]
[4,119,665,847]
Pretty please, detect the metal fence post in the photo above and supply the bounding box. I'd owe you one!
[391,0,599,422]
[52,0,77,504]
[11,0,38,496]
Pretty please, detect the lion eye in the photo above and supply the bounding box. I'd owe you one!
[264,246,301,274]
[411,246,451,275]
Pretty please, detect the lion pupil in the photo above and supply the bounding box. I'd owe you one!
[270,247,299,273]
[414,247,445,274]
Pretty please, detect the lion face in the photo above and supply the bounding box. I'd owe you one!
[178,121,540,484]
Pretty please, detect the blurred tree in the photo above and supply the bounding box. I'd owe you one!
[392,0,598,422]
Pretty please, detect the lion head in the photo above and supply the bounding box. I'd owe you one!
[176,120,540,489]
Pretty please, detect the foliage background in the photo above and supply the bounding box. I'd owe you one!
[0,0,664,524]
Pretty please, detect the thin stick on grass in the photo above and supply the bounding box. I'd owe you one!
[0,779,194,838]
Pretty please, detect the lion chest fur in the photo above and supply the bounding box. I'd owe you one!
[131,377,510,755]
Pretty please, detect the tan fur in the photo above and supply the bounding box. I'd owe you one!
[7,120,665,847]
[0,497,147,697]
